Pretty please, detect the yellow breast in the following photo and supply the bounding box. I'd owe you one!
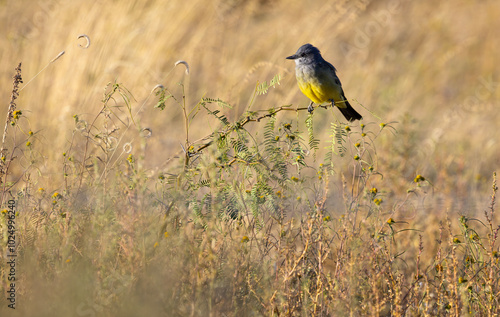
[298,81,325,104]
[295,66,342,105]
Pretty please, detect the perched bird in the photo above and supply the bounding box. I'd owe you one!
[287,44,362,121]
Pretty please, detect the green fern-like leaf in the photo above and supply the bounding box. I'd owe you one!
[199,179,211,187]
[218,185,239,220]
[324,151,335,173]
[231,138,249,156]
[202,97,232,109]
[256,81,270,96]
[273,160,287,183]
[154,87,172,111]
[201,98,232,127]
[208,109,231,127]
[305,114,319,160]
[203,194,212,214]
[263,116,277,154]
[256,74,282,96]
[331,122,347,157]
[191,199,208,229]
[270,74,281,87]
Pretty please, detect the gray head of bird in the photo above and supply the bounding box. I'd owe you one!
[286,44,322,65]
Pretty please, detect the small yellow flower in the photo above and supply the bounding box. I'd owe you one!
[414,174,425,183]
[470,233,479,241]
[323,216,331,222]
[13,110,22,120]
[360,123,365,128]
[374,198,382,205]
[38,187,45,192]
[284,123,291,130]
[370,187,378,195]
[453,238,461,244]
[26,141,31,147]
[127,154,134,163]
[164,232,169,238]
[275,136,280,141]
[458,277,467,284]
[344,126,351,132]
[1,209,7,214]
[158,174,165,180]
[291,176,299,182]
[296,155,302,161]
[241,236,249,243]
[28,131,33,136]
[296,196,301,201]
[354,155,360,161]
[387,218,395,224]
[52,192,61,199]
[379,123,386,128]
[245,190,251,194]
[66,259,71,263]
[354,142,361,148]
[361,133,366,137]
[154,242,159,248]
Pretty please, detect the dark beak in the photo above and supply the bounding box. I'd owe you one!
[286,54,297,60]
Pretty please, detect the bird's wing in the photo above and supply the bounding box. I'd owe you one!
[323,60,344,88]
[324,61,337,74]
[322,60,350,108]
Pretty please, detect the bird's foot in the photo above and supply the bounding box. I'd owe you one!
[307,103,314,113]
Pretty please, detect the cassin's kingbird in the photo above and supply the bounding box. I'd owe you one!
[287,44,362,121]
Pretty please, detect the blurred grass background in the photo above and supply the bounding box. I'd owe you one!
[1,0,499,195]
[0,0,499,315]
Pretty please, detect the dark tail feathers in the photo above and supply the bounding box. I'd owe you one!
[338,100,362,121]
